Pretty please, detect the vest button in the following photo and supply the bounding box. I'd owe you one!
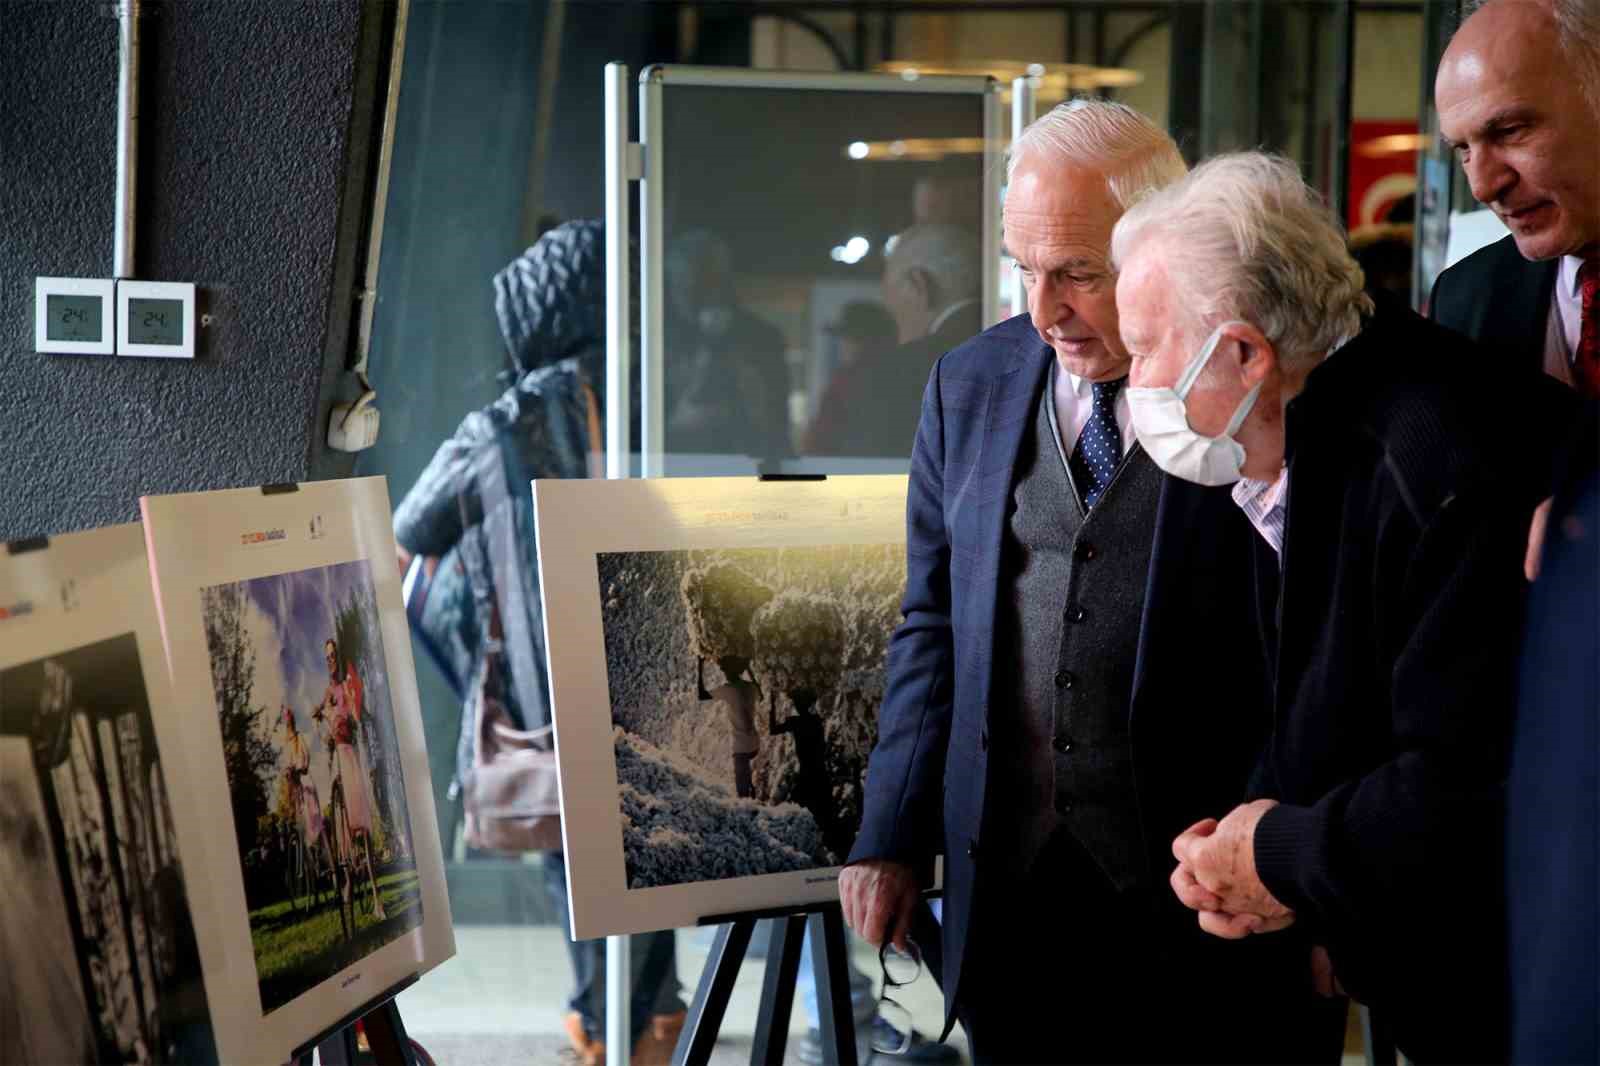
[1055,797,1074,815]
[967,840,979,859]
[1052,736,1073,754]
[1067,605,1087,623]
[1055,670,1076,689]
[1077,541,1098,561]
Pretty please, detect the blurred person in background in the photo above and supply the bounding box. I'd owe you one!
[800,300,898,455]
[663,228,792,463]
[807,225,982,458]
[393,220,685,1066]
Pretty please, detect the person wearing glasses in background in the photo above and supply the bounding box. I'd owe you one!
[839,100,1342,1064]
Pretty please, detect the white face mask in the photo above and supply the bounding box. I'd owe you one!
[1125,322,1261,486]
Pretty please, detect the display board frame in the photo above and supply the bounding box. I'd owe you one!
[139,478,452,1065]
[0,523,219,1065]
[534,474,913,940]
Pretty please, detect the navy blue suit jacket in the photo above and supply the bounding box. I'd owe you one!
[850,316,1301,1035]
[1508,405,1600,1063]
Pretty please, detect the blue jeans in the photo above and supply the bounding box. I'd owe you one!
[542,852,685,1044]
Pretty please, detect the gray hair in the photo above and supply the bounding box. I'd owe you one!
[884,223,982,308]
[1109,152,1374,370]
[1007,98,1188,210]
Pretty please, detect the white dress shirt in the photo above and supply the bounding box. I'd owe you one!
[1051,361,1136,459]
[1545,254,1587,374]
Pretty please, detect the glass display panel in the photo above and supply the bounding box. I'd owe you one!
[656,83,988,474]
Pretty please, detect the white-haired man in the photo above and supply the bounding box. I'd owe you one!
[1112,151,1577,1062]
[840,103,1342,1063]
[808,223,982,457]
[1431,0,1600,396]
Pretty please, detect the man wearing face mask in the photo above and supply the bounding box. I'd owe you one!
[839,102,1341,1064]
[662,229,792,463]
[1111,152,1577,1062]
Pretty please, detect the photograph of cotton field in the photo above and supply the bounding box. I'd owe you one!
[597,545,905,889]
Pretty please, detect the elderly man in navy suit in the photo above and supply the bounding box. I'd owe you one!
[837,100,1342,1064]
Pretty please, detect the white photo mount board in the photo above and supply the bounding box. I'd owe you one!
[0,522,222,1062]
[140,477,452,1064]
[534,473,930,940]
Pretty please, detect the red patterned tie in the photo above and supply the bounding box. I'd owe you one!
[1578,260,1600,397]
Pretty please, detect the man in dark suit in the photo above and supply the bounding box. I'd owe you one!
[805,225,982,458]
[838,101,1342,1064]
[1430,0,1600,396]
[1123,152,1577,1063]
[1507,402,1599,1063]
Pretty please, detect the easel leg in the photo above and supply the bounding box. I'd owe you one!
[750,914,806,1065]
[309,1000,416,1066]
[314,1024,361,1066]
[674,919,756,1066]
[362,1000,417,1066]
[808,907,859,1066]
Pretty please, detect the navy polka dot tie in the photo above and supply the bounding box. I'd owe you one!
[1069,376,1126,508]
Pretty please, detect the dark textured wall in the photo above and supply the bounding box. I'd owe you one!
[0,0,365,539]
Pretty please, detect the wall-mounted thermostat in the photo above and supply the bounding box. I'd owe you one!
[36,277,116,356]
[117,280,196,359]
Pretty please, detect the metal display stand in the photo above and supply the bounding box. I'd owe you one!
[602,60,1004,480]
[289,977,425,1066]
[676,902,858,1066]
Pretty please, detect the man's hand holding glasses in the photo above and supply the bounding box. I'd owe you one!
[872,938,923,1057]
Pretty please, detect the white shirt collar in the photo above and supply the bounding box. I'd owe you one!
[1560,255,1586,300]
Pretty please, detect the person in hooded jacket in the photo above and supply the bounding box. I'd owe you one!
[393,220,685,1066]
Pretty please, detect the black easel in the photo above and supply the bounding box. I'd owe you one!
[289,976,421,1066]
[676,902,858,1066]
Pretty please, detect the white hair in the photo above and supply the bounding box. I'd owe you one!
[885,223,982,308]
[1007,98,1188,210]
[1462,0,1600,113]
[1110,152,1374,370]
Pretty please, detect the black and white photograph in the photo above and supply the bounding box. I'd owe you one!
[0,635,216,1065]
[601,544,905,889]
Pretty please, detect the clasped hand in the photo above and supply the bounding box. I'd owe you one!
[1170,799,1295,939]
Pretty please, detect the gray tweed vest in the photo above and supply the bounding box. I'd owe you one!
[987,373,1161,893]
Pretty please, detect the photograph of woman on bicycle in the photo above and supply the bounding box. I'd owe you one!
[201,559,422,1014]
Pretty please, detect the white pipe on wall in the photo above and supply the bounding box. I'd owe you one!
[114,0,140,279]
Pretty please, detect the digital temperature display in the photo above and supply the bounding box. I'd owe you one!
[45,294,104,343]
[127,297,184,346]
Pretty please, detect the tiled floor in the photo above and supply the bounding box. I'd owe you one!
[398,924,1370,1065]
[398,924,968,1064]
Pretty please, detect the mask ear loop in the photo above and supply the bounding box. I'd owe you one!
[1173,321,1248,400]
[1223,379,1264,437]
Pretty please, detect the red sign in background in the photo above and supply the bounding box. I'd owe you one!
[1348,120,1421,230]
